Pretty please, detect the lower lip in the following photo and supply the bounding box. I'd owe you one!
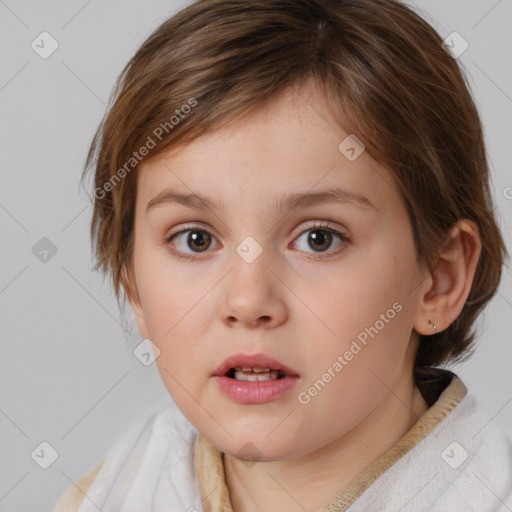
[213,375,301,404]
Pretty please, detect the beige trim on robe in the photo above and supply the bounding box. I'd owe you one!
[54,373,467,512]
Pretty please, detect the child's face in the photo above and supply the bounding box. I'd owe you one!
[130,80,428,460]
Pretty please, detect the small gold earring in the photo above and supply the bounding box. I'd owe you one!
[428,319,437,333]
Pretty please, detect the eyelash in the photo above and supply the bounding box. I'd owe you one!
[164,222,351,262]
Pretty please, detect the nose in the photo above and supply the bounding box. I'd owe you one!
[219,249,288,329]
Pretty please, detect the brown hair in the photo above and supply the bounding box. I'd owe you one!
[82,0,508,372]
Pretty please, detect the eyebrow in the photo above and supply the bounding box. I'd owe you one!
[146,186,377,214]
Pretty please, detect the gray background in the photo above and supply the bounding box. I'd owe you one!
[0,1,511,510]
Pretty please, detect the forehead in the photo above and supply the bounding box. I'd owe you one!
[136,81,398,216]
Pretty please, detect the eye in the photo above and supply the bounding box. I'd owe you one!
[164,221,350,262]
[292,222,350,257]
[165,225,220,261]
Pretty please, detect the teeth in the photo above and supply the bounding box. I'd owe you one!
[234,369,281,381]
[234,366,272,373]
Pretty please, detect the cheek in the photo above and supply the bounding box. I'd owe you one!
[134,255,215,370]
[134,241,208,335]
[299,247,413,340]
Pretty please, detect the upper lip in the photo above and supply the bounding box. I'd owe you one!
[213,352,300,377]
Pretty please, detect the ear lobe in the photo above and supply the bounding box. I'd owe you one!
[414,220,481,335]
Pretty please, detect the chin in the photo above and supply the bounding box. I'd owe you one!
[218,433,302,463]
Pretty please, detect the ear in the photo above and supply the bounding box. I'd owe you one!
[413,219,481,335]
[121,265,150,339]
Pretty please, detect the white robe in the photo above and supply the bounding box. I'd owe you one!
[73,377,512,512]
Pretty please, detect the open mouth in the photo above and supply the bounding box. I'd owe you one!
[225,367,288,381]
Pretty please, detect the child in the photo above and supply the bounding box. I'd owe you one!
[55,0,512,510]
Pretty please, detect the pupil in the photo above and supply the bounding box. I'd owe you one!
[309,230,331,251]
[188,231,210,252]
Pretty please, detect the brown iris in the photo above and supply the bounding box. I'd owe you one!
[187,230,211,252]
[309,230,332,251]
